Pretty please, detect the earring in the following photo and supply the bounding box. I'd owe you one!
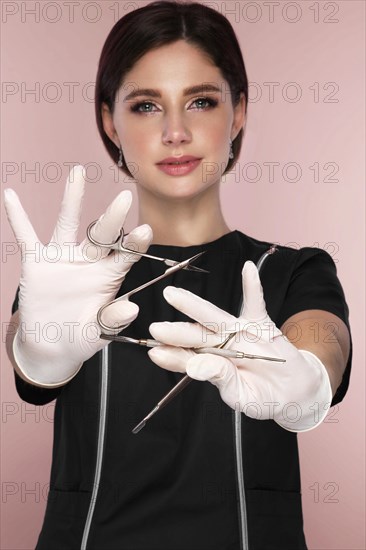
[117,147,123,168]
[229,139,234,160]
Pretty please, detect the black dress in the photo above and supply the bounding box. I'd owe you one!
[12,230,352,550]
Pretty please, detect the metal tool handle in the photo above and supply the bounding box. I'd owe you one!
[131,244,279,434]
[132,375,192,434]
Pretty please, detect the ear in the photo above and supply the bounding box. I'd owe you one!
[101,103,120,148]
[231,92,246,141]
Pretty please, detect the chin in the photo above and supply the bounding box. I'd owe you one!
[144,181,211,201]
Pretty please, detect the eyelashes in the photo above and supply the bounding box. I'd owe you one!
[129,96,219,114]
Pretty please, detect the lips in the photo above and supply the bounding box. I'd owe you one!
[156,157,202,177]
[156,155,201,165]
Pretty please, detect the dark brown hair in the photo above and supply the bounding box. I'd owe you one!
[95,0,248,178]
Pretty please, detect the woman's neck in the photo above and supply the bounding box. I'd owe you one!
[136,185,231,246]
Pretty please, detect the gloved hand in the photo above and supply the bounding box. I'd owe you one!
[148,261,333,432]
[4,165,153,388]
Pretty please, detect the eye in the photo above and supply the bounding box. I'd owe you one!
[129,96,219,115]
[190,97,218,110]
[130,101,159,114]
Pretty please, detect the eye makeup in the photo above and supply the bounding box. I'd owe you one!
[129,96,219,114]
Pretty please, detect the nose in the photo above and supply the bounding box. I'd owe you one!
[161,111,192,147]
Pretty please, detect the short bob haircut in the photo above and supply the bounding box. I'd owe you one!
[95,0,248,178]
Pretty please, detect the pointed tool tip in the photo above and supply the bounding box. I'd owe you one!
[132,420,146,434]
[187,250,207,264]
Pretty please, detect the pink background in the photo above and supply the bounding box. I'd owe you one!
[1,1,365,548]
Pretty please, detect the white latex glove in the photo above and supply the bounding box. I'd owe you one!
[4,165,153,388]
[148,261,333,432]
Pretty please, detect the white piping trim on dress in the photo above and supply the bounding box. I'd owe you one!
[234,245,278,550]
[80,346,109,549]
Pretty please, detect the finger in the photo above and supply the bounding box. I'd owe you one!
[187,355,255,409]
[186,353,233,383]
[99,300,139,335]
[50,165,86,245]
[80,188,133,260]
[117,223,153,270]
[162,286,237,328]
[241,261,268,321]
[105,224,153,276]
[3,188,40,248]
[149,321,223,348]
[148,346,194,373]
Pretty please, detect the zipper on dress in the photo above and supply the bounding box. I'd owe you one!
[233,245,278,550]
[80,346,110,549]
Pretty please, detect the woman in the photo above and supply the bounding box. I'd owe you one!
[4,1,352,549]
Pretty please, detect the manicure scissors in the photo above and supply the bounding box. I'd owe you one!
[96,252,207,333]
[86,220,209,273]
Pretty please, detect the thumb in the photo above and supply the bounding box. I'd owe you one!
[99,300,139,335]
[108,223,153,276]
[241,261,268,321]
[121,223,153,262]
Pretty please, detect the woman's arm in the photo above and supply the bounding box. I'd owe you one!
[280,309,351,398]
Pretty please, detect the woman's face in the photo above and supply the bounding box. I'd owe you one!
[102,40,245,201]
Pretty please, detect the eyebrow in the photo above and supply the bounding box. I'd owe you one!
[123,84,221,102]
